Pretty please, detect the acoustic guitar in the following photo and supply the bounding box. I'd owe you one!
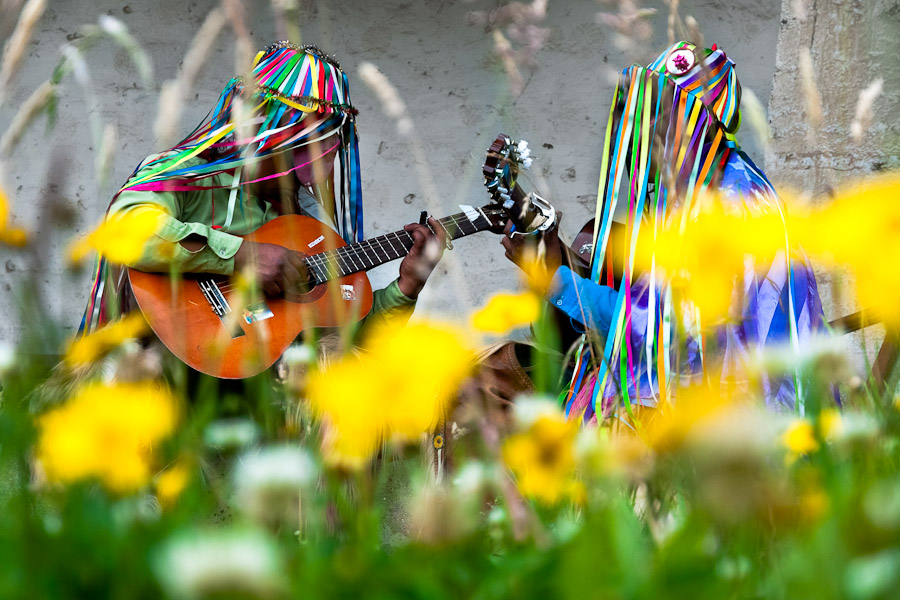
[129,206,509,379]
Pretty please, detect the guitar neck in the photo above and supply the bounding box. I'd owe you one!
[303,208,494,284]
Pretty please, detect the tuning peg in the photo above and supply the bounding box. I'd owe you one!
[503,199,515,211]
[517,140,530,157]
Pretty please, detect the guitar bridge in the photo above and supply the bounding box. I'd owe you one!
[198,278,245,338]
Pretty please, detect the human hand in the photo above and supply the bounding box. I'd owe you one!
[234,241,311,296]
[397,217,446,298]
[499,215,564,289]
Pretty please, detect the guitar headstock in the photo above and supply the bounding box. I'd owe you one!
[482,134,532,210]
[482,133,556,236]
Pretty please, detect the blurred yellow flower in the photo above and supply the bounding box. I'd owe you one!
[799,485,829,524]
[792,174,900,327]
[307,319,474,469]
[64,313,149,367]
[37,381,179,493]
[517,251,556,294]
[637,194,785,327]
[502,412,582,506]
[0,187,28,247]
[365,320,474,441]
[68,208,164,265]
[307,355,386,470]
[156,460,191,507]
[782,419,819,464]
[645,385,734,454]
[819,408,843,442]
[472,291,541,334]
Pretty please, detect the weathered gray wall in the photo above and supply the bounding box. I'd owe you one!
[0,0,782,347]
[767,0,900,366]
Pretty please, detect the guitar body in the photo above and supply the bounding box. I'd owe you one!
[128,214,373,379]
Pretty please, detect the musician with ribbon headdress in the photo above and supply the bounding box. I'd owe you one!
[80,42,443,346]
[501,42,828,423]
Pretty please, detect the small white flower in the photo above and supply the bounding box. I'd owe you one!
[453,461,491,497]
[232,445,317,526]
[281,343,315,365]
[203,419,260,450]
[830,411,879,444]
[154,528,285,599]
[754,334,849,380]
[511,395,564,429]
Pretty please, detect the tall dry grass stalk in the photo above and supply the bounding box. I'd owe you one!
[97,15,152,86]
[270,0,301,43]
[0,79,53,156]
[850,78,883,145]
[154,8,227,147]
[665,0,680,45]
[0,0,46,105]
[740,88,772,156]
[96,123,118,186]
[357,61,474,308]
[596,0,656,70]
[469,0,550,96]
[222,0,255,79]
[798,47,823,145]
[684,15,703,50]
[492,30,524,96]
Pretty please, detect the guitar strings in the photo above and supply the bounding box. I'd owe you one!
[212,211,488,294]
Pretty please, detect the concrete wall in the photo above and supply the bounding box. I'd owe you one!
[767,0,900,368]
[0,0,783,348]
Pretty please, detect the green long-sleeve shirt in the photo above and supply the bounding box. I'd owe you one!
[109,153,416,322]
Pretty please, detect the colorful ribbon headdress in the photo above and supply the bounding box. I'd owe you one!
[121,40,364,244]
[565,41,773,422]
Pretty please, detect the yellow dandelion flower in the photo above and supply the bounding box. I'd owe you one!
[364,320,474,441]
[156,460,192,507]
[64,313,149,367]
[307,356,386,470]
[819,408,843,442]
[471,291,541,335]
[782,419,819,464]
[794,174,900,327]
[502,413,580,506]
[36,381,179,493]
[68,208,164,265]
[307,319,474,468]
[517,252,556,294]
[638,194,787,327]
[799,486,829,524]
[0,187,28,247]
[645,385,734,454]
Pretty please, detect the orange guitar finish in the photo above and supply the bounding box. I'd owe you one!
[128,214,373,379]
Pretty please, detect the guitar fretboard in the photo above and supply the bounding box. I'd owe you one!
[303,208,494,284]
